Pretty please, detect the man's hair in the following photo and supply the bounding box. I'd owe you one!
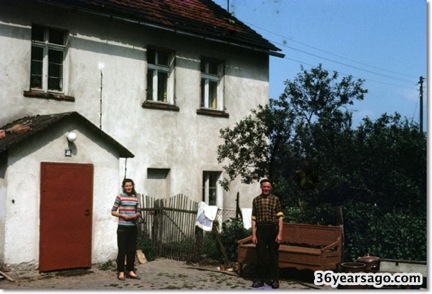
[260,178,272,186]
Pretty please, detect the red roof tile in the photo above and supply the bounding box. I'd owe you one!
[36,0,283,56]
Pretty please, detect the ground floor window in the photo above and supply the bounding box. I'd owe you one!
[202,171,222,206]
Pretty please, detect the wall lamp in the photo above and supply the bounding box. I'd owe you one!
[66,132,77,142]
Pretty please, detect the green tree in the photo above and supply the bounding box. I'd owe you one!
[217,64,367,203]
[217,64,426,260]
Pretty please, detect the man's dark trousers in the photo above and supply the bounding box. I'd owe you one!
[255,224,279,282]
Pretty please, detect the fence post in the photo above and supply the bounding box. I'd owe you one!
[192,226,203,263]
[235,192,240,219]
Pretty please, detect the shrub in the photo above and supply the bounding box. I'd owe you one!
[137,232,157,261]
[282,201,426,262]
[201,218,251,263]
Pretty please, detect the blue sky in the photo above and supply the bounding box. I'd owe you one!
[212,0,427,129]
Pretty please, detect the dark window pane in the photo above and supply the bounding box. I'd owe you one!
[208,61,218,75]
[49,49,63,63]
[48,62,61,77]
[209,81,217,109]
[30,47,43,88]
[31,46,43,60]
[201,60,219,75]
[209,189,216,205]
[30,74,42,89]
[48,49,63,91]
[147,49,155,64]
[32,25,44,41]
[157,51,169,66]
[157,72,168,102]
[48,77,61,91]
[146,70,154,99]
[200,79,205,107]
[48,28,65,45]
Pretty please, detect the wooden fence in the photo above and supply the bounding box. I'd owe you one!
[138,194,199,261]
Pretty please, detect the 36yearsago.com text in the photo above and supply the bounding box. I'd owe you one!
[314,270,423,288]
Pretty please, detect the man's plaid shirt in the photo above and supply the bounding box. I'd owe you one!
[251,194,283,225]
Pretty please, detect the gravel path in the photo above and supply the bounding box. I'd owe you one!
[0,258,329,291]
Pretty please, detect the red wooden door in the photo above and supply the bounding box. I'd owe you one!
[40,162,94,272]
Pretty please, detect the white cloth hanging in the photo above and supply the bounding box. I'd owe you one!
[241,208,252,229]
[196,201,219,231]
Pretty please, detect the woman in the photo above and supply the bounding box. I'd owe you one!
[111,178,141,280]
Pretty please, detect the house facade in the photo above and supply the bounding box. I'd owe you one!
[0,0,282,269]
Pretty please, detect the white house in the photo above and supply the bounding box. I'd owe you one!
[0,0,282,270]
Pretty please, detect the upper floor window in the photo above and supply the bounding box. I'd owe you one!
[200,58,224,111]
[30,25,67,92]
[146,48,175,104]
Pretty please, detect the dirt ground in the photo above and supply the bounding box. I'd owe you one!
[0,258,329,291]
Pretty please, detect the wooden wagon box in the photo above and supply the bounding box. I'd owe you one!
[237,223,343,274]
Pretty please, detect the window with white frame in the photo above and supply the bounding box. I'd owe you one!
[30,25,67,92]
[200,58,224,111]
[146,48,175,104]
[202,171,222,206]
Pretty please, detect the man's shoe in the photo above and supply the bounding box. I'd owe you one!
[252,280,264,288]
[271,280,279,289]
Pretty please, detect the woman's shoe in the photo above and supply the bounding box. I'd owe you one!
[127,272,141,280]
[117,272,125,281]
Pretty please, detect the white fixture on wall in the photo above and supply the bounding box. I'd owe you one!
[66,132,77,142]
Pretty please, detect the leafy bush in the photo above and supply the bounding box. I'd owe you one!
[137,232,157,261]
[201,218,251,263]
[295,201,427,262]
[220,218,251,262]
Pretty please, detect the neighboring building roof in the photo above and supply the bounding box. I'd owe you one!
[35,0,284,57]
[0,112,134,158]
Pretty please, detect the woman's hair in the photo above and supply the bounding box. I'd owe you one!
[122,178,137,195]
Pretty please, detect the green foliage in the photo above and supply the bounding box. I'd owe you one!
[220,218,251,262]
[137,232,157,261]
[217,64,426,262]
[97,259,116,271]
[341,201,426,261]
[282,201,427,262]
[217,105,276,189]
[201,218,251,263]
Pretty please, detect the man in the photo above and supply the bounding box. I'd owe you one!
[251,178,284,289]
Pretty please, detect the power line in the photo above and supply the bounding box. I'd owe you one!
[281,56,418,91]
[283,44,416,85]
[253,23,419,81]
[245,22,422,88]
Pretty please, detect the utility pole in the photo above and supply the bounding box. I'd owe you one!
[419,76,424,134]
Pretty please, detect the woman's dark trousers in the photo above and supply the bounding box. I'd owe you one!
[116,225,137,272]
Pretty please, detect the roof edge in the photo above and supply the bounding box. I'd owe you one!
[35,0,284,58]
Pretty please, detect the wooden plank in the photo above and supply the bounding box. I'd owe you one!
[0,270,15,282]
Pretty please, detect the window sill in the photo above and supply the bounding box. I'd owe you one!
[196,108,229,118]
[142,101,180,112]
[23,90,75,102]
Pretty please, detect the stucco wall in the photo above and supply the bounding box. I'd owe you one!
[0,1,273,267]
[2,122,121,267]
